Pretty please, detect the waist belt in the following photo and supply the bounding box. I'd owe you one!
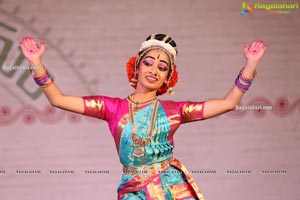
[122,157,173,179]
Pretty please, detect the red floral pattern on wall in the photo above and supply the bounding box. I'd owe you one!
[0,105,99,126]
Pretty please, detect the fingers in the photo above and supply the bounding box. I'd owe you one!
[39,39,45,52]
[21,37,33,49]
[20,37,32,52]
[19,40,26,51]
[243,43,249,54]
[253,40,267,48]
[19,37,44,54]
[256,40,267,53]
[247,40,267,55]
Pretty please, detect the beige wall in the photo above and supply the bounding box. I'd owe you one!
[0,0,300,199]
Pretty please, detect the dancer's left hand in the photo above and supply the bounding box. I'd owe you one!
[243,40,267,66]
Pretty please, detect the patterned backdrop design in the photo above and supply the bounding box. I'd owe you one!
[0,0,300,200]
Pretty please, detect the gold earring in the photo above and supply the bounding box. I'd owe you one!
[166,81,174,95]
[130,72,138,86]
[130,78,137,86]
[167,87,174,95]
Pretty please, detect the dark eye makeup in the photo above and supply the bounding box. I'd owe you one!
[143,60,152,67]
[158,66,168,71]
[142,59,169,72]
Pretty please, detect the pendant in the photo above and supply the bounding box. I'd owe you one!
[133,103,139,112]
[133,147,144,158]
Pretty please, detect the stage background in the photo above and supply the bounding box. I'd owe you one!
[0,0,299,199]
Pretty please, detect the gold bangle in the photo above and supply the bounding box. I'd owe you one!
[30,65,47,78]
[240,67,257,81]
[40,78,54,88]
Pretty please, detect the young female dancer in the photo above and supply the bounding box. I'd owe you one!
[20,33,266,199]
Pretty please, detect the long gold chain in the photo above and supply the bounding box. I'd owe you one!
[128,96,159,158]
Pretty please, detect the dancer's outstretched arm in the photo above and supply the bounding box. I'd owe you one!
[20,37,84,114]
[203,40,267,119]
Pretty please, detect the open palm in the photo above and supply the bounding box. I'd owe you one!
[243,40,267,65]
[19,37,45,65]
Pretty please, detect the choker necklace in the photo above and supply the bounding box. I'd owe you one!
[129,98,159,158]
[127,94,157,111]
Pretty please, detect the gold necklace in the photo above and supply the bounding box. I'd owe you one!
[129,98,159,158]
[127,94,157,111]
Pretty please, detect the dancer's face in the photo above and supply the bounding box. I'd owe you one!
[136,49,170,93]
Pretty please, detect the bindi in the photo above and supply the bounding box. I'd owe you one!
[155,49,165,60]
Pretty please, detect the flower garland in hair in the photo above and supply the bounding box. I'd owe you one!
[126,56,178,96]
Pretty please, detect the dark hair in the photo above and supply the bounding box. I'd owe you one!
[145,33,178,54]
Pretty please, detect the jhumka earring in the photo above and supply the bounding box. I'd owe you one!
[130,72,138,86]
[166,81,174,95]
[167,87,174,95]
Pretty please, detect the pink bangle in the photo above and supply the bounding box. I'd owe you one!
[235,67,257,92]
[40,78,54,88]
[34,70,51,86]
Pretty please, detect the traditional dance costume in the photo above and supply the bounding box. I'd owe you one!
[82,95,206,200]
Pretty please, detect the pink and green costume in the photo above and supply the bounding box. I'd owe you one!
[82,95,206,200]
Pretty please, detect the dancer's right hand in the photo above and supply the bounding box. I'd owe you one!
[19,37,45,66]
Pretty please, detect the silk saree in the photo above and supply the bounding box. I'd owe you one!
[82,95,205,200]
